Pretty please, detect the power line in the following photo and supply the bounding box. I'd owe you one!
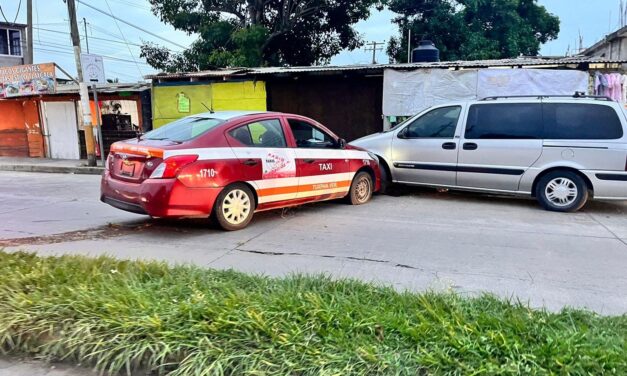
[34,27,145,48]
[0,5,10,23]
[103,0,143,77]
[33,46,152,66]
[76,0,187,50]
[13,0,22,23]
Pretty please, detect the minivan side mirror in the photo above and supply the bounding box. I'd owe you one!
[337,138,347,149]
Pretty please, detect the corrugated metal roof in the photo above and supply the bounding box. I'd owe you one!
[55,82,151,94]
[145,56,627,80]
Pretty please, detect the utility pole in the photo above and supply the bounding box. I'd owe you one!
[83,18,89,53]
[407,29,411,63]
[66,0,96,166]
[26,0,33,64]
[364,41,385,65]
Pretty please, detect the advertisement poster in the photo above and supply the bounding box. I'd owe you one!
[0,63,57,98]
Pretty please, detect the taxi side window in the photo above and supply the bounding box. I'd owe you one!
[229,119,287,148]
[288,119,336,148]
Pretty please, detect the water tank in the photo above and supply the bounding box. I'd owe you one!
[411,40,440,63]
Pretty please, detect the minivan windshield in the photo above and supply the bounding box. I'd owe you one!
[142,117,225,142]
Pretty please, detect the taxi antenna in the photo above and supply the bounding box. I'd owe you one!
[201,102,214,113]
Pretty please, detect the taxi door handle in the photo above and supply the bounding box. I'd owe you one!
[242,159,258,166]
[303,159,316,164]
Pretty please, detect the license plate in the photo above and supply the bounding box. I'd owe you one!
[120,161,135,177]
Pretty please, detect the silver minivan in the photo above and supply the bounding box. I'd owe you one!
[351,95,627,212]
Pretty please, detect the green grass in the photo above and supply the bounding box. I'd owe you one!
[0,251,625,375]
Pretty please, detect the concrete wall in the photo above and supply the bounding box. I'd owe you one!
[585,37,627,60]
[0,55,24,67]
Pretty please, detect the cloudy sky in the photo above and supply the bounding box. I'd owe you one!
[1,0,624,82]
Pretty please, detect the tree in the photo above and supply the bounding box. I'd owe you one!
[142,0,383,72]
[387,0,560,63]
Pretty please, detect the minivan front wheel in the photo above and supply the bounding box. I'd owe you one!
[535,171,589,212]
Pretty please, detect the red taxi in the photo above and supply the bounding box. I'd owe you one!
[101,111,381,230]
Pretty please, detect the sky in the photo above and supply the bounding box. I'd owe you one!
[0,0,625,82]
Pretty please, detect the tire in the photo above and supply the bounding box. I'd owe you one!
[535,170,589,212]
[214,183,255,231]
[348,171,373,205]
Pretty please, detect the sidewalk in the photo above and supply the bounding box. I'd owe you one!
[0,157,104,175]
[0,357,95,376]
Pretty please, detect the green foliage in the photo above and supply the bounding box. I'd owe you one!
[141,0,383,71]
[387,0,560,62]
[0,251,625,375]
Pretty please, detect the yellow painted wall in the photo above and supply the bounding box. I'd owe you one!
[152,81,267,128]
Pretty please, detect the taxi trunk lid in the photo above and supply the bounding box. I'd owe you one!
[108,140,175,183]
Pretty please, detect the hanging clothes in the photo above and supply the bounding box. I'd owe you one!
[611,73,623,102]
[622,75,627,103]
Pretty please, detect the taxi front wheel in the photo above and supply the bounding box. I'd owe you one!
[214,183,255,231]
[348,171,373,205]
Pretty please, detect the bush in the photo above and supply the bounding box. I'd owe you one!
[0,251,625,375]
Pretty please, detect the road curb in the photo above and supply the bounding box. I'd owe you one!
[0,165,104,175]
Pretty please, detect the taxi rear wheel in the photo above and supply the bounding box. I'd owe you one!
[214,183,255,231]
[348,171,373,205]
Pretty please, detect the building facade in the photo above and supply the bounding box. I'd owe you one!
[0,22,27,67]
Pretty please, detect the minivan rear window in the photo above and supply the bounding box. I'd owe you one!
[466,103,543,139]
[542,103,624,140]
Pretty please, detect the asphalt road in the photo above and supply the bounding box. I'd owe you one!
[1,171,626,314]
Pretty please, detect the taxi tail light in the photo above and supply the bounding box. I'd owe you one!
[105,153,114,171]
[150,155,198,179]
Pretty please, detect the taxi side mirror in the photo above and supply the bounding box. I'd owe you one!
[337,138,347,149]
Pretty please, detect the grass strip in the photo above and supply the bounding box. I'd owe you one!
[0,250,625,375]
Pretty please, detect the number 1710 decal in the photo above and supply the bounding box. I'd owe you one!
[198,168,217,178]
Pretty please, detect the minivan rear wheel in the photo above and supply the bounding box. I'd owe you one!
[535,171,589,212]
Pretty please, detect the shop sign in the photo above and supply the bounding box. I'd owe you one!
[0,63,57,98]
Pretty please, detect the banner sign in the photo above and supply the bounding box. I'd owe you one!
[0,63,57,98]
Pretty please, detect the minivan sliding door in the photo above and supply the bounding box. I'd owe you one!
[457,103,543,192]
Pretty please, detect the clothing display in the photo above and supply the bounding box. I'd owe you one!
[594,71,627,103]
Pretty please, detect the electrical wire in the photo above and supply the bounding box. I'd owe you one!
[12,0,21,23]
[103,0,143,77]
[34,27,145,48]
[34,46,152,66]
[76,0,187,50]
[0,4,10,23]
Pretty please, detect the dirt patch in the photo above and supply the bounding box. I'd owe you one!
[0,222,155,247]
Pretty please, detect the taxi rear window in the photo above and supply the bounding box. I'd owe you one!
[143,117,225,142]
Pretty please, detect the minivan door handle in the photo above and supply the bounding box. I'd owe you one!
[303,159,316,164]
[442,142,457,150]
[463,142,478,150]
[242,159,258,166]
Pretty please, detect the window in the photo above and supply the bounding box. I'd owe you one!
[543,103,624,140]
[0,28,21,56]
[9,30,21,56]
[403,106,461,138]
[465,103,542,139]
[229,119,287,148]
[143,117,225,142]
[288,119,336,148]
[0,30,7,55]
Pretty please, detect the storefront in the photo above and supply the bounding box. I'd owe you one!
[0,78,151,159]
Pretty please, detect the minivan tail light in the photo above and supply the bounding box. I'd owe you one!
[149,155,198,179]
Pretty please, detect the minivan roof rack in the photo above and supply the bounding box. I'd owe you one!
[479,92,613,101]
